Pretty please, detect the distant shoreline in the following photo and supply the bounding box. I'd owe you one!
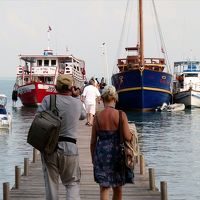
[0,77,15,80]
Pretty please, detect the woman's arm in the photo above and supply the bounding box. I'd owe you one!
[90,120,97,163]
[122,111,133,141]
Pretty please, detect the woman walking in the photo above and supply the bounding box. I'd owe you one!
[90,85,134,200]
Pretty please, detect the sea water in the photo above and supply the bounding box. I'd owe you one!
[127,109,200,200]
[0,79,35,200]
[0,79,200,200]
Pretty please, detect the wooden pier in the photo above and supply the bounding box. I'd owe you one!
[3,119,168,200]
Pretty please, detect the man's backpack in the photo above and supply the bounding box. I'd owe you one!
[27,95,62,154]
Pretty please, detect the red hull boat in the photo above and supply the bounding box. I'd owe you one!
[13,49,86,106]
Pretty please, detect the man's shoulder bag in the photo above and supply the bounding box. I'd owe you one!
[27,95,62,154]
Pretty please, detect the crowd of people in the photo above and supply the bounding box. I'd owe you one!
[37,74,136,200]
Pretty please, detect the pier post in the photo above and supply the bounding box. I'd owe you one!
[24,158,29,176]
[135,146,140,164]
[149,168,156,191]
[139,154,145,175]
[33,148,37,163]
[15,166,21,189]
[3,182,10,200]
[160,181,168,200]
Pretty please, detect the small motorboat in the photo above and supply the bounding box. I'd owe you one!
[156,102,185,112]
[0,94,12,129]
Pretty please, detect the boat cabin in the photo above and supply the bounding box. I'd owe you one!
[117,46,165,72]
[16,50,86,87]
[173,61,200,92]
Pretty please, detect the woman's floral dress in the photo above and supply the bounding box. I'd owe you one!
[93,129,134,187]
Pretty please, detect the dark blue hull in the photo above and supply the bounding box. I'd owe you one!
[111,69,172,111]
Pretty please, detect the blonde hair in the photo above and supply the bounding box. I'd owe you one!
[101,85,118,102]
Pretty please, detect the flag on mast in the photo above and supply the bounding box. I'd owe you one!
[48,26,52,32]
[161,47,165,54]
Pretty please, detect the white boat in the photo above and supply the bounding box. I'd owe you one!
[156,102,185,112]
[173,61,200,108]
[13,28,87,107]
[0,94,12,129]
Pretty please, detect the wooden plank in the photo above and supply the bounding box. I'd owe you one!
[8,113,161,200]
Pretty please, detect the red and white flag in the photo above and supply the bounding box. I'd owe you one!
[47,26,52,32]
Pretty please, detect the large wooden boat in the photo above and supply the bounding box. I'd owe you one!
[173,61,200,108]
[111,0,172,111]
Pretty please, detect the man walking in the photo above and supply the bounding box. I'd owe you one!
[81,78,101,126]
[37,74,86,200]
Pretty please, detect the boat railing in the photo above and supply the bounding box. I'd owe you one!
[183,69,200,72]
[17,66,57,76]
[118,63,164,72]
[144,58,165,65]
[117,57,165,72]
[17,66,32,75]
[181,82,200,91]
[16,65,58,86]
[31,66,57,75]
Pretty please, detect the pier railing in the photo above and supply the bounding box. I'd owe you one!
[3,146,168,200]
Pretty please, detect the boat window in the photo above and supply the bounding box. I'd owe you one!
[51,60,56,66]
[24,78,29,83]
[192,65,197,70]
[37,60,42,66]
[185,73,198,77]
[77,67,79,71]
[44,60,49,66]
[45,77,53,84]
[74,66,76,70]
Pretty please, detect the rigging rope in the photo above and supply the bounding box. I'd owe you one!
[152,0,172,74]
[112,0,130,74]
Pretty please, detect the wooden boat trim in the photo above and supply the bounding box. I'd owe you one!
[117,87,172,94]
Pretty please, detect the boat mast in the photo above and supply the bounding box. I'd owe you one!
[102,42,110,85]
[139,0,144,67]
[47,26,51,50]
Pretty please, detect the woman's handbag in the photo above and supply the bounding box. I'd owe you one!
[119,110,138,170]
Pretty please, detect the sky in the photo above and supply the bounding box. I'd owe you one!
[1,0,200,81]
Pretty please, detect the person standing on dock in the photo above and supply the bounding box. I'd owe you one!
[12,84,18,107]
[81,78,101,126]
[37,74,86,200]
[90,85,134,200]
